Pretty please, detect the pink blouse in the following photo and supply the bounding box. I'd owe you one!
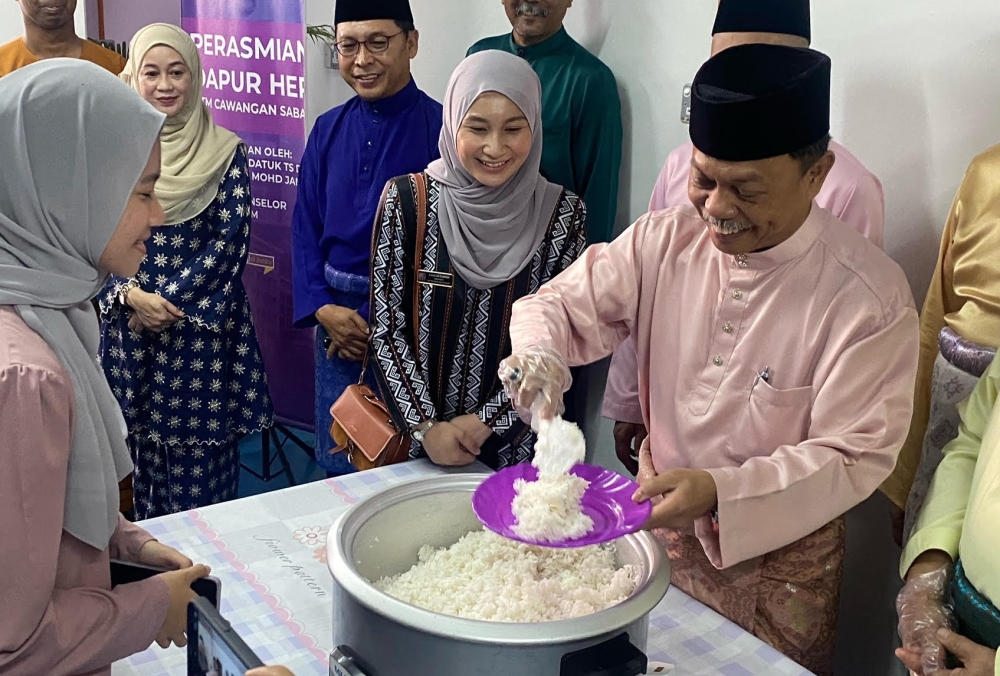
[0,306,169,676]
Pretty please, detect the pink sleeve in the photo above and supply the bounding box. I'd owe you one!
[648,160,672,212]
[701,307,919,568]
[602,339,644,424]
[648,146,688,213]
[611,150,689,424]
[109,515,158,562]
[834,174,886,249]
[511,219,646,366]
[0,364,170,676]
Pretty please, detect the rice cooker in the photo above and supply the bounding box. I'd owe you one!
[326,473,671,676]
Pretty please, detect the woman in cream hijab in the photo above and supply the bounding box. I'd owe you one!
[365,50,588,472]
[0,59,209,675]
[100,24,273,519]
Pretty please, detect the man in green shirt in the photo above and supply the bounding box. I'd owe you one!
[468,0,623,243]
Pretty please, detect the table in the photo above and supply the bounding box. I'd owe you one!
[112,461,813,676]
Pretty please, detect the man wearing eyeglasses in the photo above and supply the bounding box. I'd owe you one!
[292,0,442,476]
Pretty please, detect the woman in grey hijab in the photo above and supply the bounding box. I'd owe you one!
[0,59,209,674]
[364,50,588,472]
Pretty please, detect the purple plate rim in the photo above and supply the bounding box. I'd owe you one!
[472,463,653,548]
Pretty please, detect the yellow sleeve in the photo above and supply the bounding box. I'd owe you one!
[945,149,1000,343]
[884,146,1000,509]
[900,353,1000,577]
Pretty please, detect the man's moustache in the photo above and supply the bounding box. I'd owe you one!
[516,3,549,18]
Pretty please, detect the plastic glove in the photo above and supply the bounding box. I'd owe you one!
[636,438,660,502]
[498,346,571,426]
[896,566,954,675]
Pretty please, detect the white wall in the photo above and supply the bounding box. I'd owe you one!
[0,3,89,45]
[0,5,23,44]
[304,0,354,128]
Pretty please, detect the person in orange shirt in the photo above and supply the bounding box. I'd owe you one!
[0,0,126,77]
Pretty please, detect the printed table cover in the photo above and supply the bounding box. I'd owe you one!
[113,461,812,676]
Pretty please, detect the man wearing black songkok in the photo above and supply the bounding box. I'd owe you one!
[604,0,885,511]
[292,0,442,475]
[502,43,918,675]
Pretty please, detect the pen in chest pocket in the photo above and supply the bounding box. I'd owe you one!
[750,366,771,398]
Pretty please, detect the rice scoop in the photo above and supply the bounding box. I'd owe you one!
[511,417,595,542]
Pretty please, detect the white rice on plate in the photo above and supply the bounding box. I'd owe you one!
[512,473,594,541]
[511,415,595,542]
[374,530,638,622]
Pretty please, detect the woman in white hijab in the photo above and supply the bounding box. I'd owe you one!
[364,50,588,472]
[100,24,273,519]
[0,60,209,674]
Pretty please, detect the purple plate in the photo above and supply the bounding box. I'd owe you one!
[472,463,652,548]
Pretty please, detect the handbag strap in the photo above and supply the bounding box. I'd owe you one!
[411,172,428,353]
[357,173,428,385]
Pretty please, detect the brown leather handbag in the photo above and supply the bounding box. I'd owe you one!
[329,380,410,471]
[329,173,428,471]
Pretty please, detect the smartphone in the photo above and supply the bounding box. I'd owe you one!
[188,597,264,676]
[110,559,222,608]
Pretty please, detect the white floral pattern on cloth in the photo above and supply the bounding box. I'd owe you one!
[293,526,329,547]
[98,146,272,448]
[903,352,982,542]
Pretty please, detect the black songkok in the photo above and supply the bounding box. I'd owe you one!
[335,0,413,25]
[713,0,811,43]
[690,43,830,162]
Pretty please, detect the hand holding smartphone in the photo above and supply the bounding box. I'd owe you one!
[110,559,222,608]
[188,597,264,675]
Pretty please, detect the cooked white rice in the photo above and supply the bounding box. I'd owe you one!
[374,530,638,622]
[510,416,593,542]
[533,417,586,477]
[512,474,594,542]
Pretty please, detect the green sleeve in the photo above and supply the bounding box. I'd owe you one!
[571,69,623,243]
[900,353,1000,577]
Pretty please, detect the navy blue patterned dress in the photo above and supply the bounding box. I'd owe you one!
[99,146,273,518]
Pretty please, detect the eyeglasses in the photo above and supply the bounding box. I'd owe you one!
[334,32,404,58]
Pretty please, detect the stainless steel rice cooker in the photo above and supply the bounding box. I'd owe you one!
[326,473,671,676]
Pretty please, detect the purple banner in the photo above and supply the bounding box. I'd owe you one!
[182,0,313,431]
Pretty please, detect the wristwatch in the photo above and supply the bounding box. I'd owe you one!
[411,420,436,444]
[118,278,139,307]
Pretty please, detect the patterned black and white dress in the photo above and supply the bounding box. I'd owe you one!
[99,146,273,518]
[370,173,587,470]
